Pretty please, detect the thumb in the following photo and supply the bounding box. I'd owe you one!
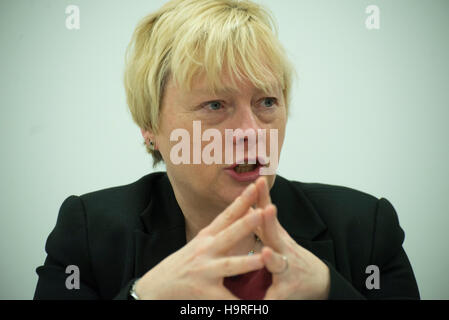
[261,246,288,275]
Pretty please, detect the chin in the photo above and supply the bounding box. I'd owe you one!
[219,175,252,203]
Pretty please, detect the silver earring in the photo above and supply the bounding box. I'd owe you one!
[149,140,155,151]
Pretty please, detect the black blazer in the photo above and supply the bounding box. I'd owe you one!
[34,172,420,300]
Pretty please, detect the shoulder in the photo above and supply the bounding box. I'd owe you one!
[276,175,405,262]
[276,175,380,222]
[58,172,167,234]
[297,179,379,224]
[79,171,166,213]
[274,175,398,245]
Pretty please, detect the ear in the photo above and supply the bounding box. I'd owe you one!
[140,128,156,148]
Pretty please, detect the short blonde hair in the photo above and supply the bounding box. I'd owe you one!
[124,0,295,166]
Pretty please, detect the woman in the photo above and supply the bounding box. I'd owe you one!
[34,0,419,300]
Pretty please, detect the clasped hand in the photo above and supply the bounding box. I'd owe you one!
[135,177,330,300]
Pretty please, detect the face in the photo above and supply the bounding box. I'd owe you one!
[144,71,287,212]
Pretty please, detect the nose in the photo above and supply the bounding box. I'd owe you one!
[232,105,261,144]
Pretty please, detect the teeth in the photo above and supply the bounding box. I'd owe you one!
[234,164,257,173]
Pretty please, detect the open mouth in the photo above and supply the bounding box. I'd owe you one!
[225,158,268,181]
[233,163,259,173]
[228,158,269,173]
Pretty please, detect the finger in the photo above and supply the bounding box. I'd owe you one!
[260,204,283,251]
[247,207,264,239]
[247,206,263,238]
[261,246,288,275]
[213,208,263,254]
[210,254,264,277]
[207,183,257,235]
[252,178,273,242]
[255,177,272,209]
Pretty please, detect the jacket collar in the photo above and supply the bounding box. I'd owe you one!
[134,173,186,276]
[133,173,335,277]
[269,175,335,266]
[270,175,327,240]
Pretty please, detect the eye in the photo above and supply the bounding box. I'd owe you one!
[260,97,277,108]
[204,101,223,111]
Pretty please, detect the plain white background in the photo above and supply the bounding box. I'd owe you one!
[0,0,448,299]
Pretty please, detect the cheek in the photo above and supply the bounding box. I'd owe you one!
[277,126,286,151]
[267,118,286,154]
[277,114,287,143]
[156,116,193,165]
[160,127,222,183]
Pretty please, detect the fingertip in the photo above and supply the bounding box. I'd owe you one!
[261,176,270,191]
[261,246,273,260]
[254,177,265,194]
[261,204,276,221]
[256,176,266,186]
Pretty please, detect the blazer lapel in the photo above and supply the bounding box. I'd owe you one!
[133,174,187,277]
[271,175,336,267]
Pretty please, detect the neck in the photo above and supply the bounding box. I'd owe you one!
[167,173,226,242]
[166,172,260,255]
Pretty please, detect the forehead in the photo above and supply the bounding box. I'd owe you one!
[167,69,281,97]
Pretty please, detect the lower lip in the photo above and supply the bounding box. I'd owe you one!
[225,164,261,182]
